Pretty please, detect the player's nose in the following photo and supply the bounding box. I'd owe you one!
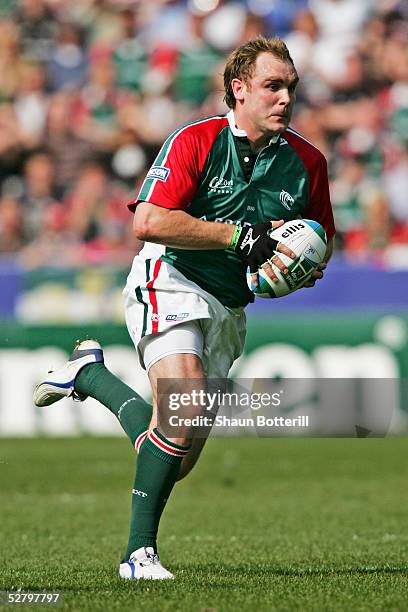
[278,88,291,106]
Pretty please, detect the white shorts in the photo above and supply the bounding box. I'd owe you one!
[139,319,203,372]
[123,251,246,377]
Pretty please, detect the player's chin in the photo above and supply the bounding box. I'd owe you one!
[268,118,289,133]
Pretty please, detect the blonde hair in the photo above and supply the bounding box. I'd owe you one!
[223,36,295,109]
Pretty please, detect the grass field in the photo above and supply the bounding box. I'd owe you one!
[1,437,408,611]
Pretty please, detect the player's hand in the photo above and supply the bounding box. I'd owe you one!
[231,220,296,287]
[303,262,327,288]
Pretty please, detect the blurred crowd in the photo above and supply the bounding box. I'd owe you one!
[0,0,407,268]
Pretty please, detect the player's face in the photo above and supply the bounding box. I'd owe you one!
[234,53,298,138]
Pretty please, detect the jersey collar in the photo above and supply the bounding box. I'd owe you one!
[226,109,280,145]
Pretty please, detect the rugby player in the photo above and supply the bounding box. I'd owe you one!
[34,36,335,580]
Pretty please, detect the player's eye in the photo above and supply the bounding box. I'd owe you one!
[289,80,299,93]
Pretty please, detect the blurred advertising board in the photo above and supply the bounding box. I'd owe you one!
[0,314,407,436]
[0,260,408,322]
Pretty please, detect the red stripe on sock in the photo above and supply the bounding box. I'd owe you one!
[149,430,188,457]
[135,430,148,454]
[146,260,162,334]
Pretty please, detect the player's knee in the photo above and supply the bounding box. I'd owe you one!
[174,353,204,380]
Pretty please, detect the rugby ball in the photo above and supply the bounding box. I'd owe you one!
[247,219,327,298]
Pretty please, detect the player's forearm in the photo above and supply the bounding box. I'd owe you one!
[133,202,235,249]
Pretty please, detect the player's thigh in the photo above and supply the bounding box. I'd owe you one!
[147,352,211,479]
[148,351,206,412]
[141,319,206,413]
[148,351,205,392]
[147,353,209,478]
[148,352,206,445]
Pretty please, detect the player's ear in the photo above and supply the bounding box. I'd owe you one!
[231,78,246,103]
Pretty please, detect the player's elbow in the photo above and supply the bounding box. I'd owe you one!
[133,218,150,241]
[133,203,160,241]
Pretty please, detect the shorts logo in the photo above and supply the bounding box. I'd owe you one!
[165,312,189,321]
[146,166,170,182]
[280,190,295,210]
[151,313,160,322]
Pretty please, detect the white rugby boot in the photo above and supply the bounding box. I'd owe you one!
[119,547,174,580]
[33,339,104,407]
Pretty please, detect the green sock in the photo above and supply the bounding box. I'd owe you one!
[75,364,152,447]
[124,428,190,557]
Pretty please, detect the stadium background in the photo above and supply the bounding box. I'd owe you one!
[1,3,408,610]
[0,0,407,434]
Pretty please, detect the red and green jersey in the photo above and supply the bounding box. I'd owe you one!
[129,111,335,308]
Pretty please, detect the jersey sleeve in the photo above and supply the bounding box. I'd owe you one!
[303,154,336,240]
[128,130,199,212]
[127,116,229,213]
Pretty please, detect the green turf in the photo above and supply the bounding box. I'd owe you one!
[1,437,408,611]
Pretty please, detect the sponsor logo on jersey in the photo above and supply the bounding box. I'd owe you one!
[281,222,305,239]
[280,190,295,210]
[165,312,189,321]
[146,166,170,182]
[208,176,234,194]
